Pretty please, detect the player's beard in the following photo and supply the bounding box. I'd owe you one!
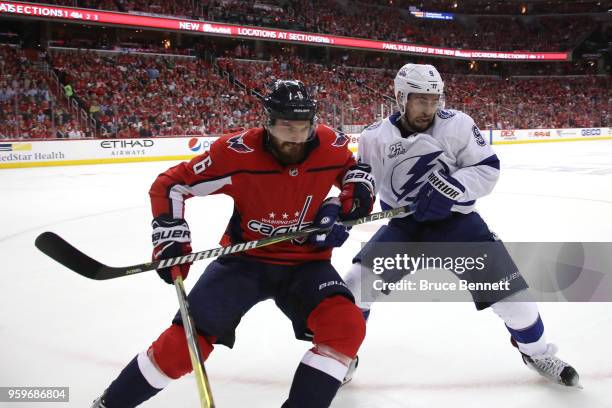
[269,139,307,165]
[402,114,434,133]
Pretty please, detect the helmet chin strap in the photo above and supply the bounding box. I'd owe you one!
[396,92,407,116]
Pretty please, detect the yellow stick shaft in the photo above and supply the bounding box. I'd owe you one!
[173,273,215,408]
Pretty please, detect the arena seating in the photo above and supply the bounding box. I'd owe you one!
[0,45,86,139]
[24,0,599,51]
[2,45,608,139]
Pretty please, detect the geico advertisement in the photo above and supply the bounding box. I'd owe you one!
[492,128,611,143]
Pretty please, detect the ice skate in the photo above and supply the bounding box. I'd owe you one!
[513,339,581,388]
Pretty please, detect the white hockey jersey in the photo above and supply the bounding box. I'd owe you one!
[358,110,500,215]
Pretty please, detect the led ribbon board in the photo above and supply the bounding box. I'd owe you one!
[0,1,570,61]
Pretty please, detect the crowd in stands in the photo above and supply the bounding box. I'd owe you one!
[365,0,609,15]
[401,15,594,52]
[212,37,604,81]
[48,39,195,56]
[115,0,194,18]
[444,75,609,129]
[2,44,609,139]
[48,49,262,137]
[207,0,594,52]
[30,0,607,16]
[27,0,119,11]
[326,51,602,77]
[215,44,609,129]
[25,0,601,52]
[497,60,601,77]
[218,57,386,129]
[0,45,86,139]
[220,56,610,130]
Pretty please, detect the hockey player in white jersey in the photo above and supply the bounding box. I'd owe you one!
[343,63,580,387]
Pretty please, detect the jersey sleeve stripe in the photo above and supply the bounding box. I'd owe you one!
[169,177,232,218]
[188,169,280,187]
[454,200,476,206]
[380,200,394,211]
[306,164,349,173]
[466,154,500,170]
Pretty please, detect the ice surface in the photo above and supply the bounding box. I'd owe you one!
[1,140,611,407]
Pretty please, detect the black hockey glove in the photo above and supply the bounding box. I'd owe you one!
[308,197,351,248]
[339,162,375,221]
[151,215,192,284]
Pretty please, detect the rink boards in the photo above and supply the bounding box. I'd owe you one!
[1,127,610,169]
[490,127,611,145]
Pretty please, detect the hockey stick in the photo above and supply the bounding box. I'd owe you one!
[35,206,410,280]
[172,268,215,408]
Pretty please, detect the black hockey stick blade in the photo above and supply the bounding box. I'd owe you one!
[35,206,411,280]
[35,232,154,280]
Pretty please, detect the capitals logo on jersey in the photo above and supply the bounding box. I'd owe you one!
[332,130,350,147]
[246,195,314,244]
[227,133,254,153]
[390,151,444,202]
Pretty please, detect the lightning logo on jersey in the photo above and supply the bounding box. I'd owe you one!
[358,110,500,215]
[391,151,442,202]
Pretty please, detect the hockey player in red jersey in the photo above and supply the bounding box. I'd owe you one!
[91,80,375,408]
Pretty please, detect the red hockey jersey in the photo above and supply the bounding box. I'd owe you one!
[149,125,356,264]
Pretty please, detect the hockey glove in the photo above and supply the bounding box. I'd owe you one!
[339,162,375,221]
[414,170,465,222]
[309,197,350,248]
[152,215,192,284]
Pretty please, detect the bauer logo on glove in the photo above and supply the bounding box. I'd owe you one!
[151,215,193,284]
[339,162,375,221]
